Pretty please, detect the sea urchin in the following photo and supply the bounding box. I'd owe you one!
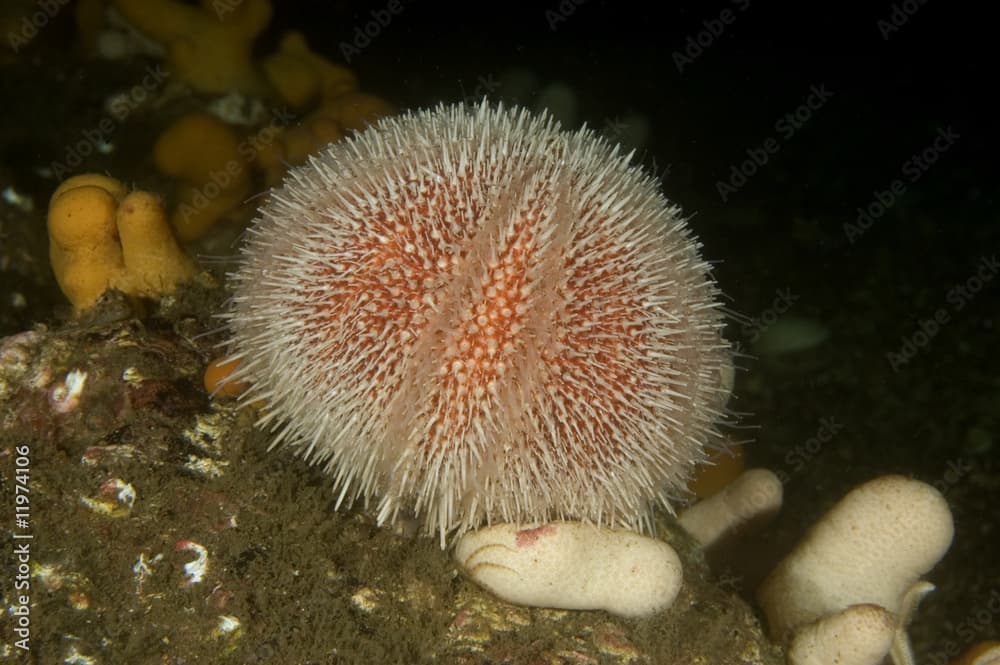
[222,102,732,545]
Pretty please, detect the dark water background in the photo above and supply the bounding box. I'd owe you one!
[1,1,994,661]
[276,3,999,659]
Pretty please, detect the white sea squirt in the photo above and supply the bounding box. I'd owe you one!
[455,521,683,618]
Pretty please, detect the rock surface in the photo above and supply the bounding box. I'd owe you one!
[0,296,783,664]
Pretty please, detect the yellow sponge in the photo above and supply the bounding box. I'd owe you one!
[261,31,359,109]
[47,174,196,313]
[111,0,272,95]
[114,190,197,296]
[153,112,253,241]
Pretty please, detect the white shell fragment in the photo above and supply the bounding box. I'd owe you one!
[50,369,87,413]
[176,540,209,585]
[213,614,242,638]
[454,521,683,618]
[79,478,137,517]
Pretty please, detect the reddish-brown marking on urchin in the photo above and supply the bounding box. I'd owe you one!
[516,524,557,548]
